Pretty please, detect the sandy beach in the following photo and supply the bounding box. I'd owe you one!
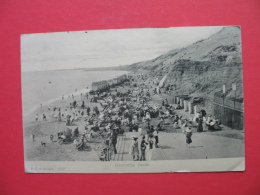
[23,72,244,162]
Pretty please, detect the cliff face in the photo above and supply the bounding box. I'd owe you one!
[126,26,243,100]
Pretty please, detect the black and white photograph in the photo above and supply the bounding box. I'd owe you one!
[21,26,244,173]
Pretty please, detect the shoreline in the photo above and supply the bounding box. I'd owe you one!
[23,87,91,118]
[22,70,128,121]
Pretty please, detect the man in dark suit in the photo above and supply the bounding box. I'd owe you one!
[111,129,118,154]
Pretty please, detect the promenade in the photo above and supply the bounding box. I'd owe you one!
[111,131,244,161]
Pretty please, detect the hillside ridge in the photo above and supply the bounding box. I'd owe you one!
[125,26,243,100]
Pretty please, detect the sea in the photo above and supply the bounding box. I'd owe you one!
[22,69,128,117]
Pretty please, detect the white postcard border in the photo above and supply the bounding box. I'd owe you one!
[25,157,245,173]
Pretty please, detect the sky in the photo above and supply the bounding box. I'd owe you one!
[21,26,223,72]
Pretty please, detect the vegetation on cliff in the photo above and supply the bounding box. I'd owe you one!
[124,26,243,101]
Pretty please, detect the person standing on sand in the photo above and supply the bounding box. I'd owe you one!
[43,114,47,121]
[66,115,71,126]
[197,116,203,132]
[146,111,151,121]
[58,111,61,122]
[35,114,38,121]
[182,119,188,133]
[185,127,192,147]
[87,106,90,116]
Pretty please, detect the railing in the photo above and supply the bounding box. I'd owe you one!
[213,100,244,130]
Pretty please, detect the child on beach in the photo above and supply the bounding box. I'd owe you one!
[35,114,38,121]
[43,114,47,121]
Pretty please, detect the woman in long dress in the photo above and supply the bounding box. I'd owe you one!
[130,136,139,160]
[197,117,203,132]
[146,134,155,160]
[185,127,192,147]
[153,130,159,147]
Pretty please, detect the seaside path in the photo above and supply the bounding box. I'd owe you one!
[154,132,244,160]
[111,131,244,161]
[111,131,166,161]
[111,132,134,161]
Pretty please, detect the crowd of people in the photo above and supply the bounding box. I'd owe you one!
[33,73,222,161]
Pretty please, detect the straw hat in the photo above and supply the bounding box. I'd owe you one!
[132,135,138,139]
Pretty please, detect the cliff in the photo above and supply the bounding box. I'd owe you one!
[125,26,243,101]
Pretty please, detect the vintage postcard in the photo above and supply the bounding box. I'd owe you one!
[21,26,245,173]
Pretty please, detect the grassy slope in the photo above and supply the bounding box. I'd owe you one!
[125,26,243,100]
